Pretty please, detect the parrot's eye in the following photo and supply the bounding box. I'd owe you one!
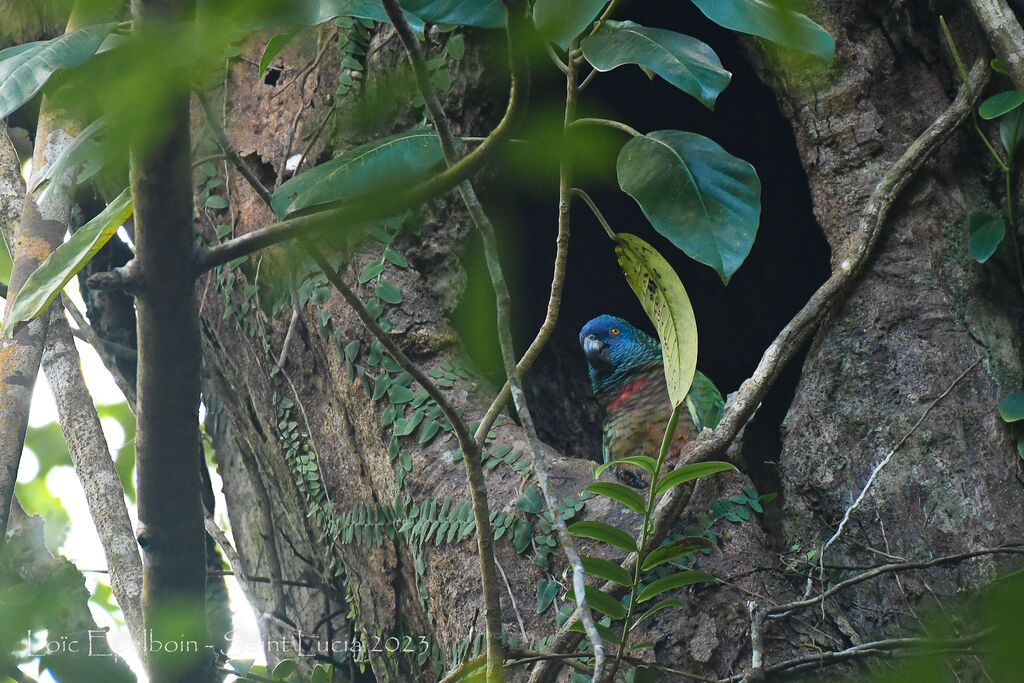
[611,327,620,336]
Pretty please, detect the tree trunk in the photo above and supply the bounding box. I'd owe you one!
[190,3,1024,681]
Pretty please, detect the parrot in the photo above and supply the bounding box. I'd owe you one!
[579,314,724,483]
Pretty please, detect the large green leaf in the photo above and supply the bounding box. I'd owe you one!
[581,24,730,109]
[654,461,737,497]
[271,129,449,217]
[636,569,714,602]
[999,392,1024,423]
[632,597,683,629]
[617,130,761,283]
[533,0,607,50]
[641,536,711,571]
[0,23,118,119]
[685,370,724,431]
[400,0,505,28]
[2,188,132,337]
[979,91,1024,120]
[966,212,1005,264]
[581,555,633,586]
[566,585,627,620]
[270,1,425,36]
[584,481,646,515]
[615,233,698,407]
[568,520,638,553]
[690,0,834,60]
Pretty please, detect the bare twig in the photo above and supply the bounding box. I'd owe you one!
[820,357,983,565]
[769,546,1024,618]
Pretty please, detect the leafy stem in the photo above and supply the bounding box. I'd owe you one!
[607,404,682,680]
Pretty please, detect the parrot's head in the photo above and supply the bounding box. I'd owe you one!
[579,315,661,396]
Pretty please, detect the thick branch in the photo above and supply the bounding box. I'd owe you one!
[968,0,1024,93]
[130,2,209,680]
[42,307,146,661]
[0,52,84,539]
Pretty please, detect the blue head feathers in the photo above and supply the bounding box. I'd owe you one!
[579,314,662,398]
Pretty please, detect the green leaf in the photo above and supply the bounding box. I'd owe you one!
[271,129,451,217]
[581,555,633,586]
[979,90,1024,119]
[533,0,607,50]
[516,485,544,514]
[33,118,107,202]
[3,188,133,337]
[399,0,505,28]
[1000,106,1024,155]
[383,246,408,268]
[968,215,1005,264]
[654,461,737,496]
[259,30,300,78]
[685,371,724,431]
[568,619,621,644]
[582,24,730,109]
[536,579,559,613]
[617,131,761,284]
[577,585,627,620]
[444,653,487,682]
[636,569,714,602]
[568,520,637,553]
[512,518,534,553]
[584,482,646,515]
[204,194,228,209]
[273,658,299,679]
[614,233,698,407]
[595,455,658,478]
[690,0,834,59]
[641,536,711,570]
[632,597,683,629]
[0,23,118,119]
[376,280,402,304]
[999,392,1024,422]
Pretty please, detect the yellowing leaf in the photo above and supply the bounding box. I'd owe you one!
[615,233,697,407]
[3,188,132,337]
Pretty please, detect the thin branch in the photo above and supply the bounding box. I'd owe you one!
[383,2,606,680]
[768,546,1024,618]
[528,55,989,683]
[570,188,616,241]
[41,306,146,662]
[205,514,247,585]
[820,357,983,564]
[723,632,989,682]
[569,117,641,138]
[196,89,274,208]
[379,2,534,679]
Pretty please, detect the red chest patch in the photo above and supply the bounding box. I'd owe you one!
[606,377,648,412]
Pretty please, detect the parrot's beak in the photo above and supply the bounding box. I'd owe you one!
[582,335,610,366]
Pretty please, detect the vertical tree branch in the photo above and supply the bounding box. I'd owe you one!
[129,0,209,680]
[1,124,146,659]
[41,310,146,661]
[0,7,94,538]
